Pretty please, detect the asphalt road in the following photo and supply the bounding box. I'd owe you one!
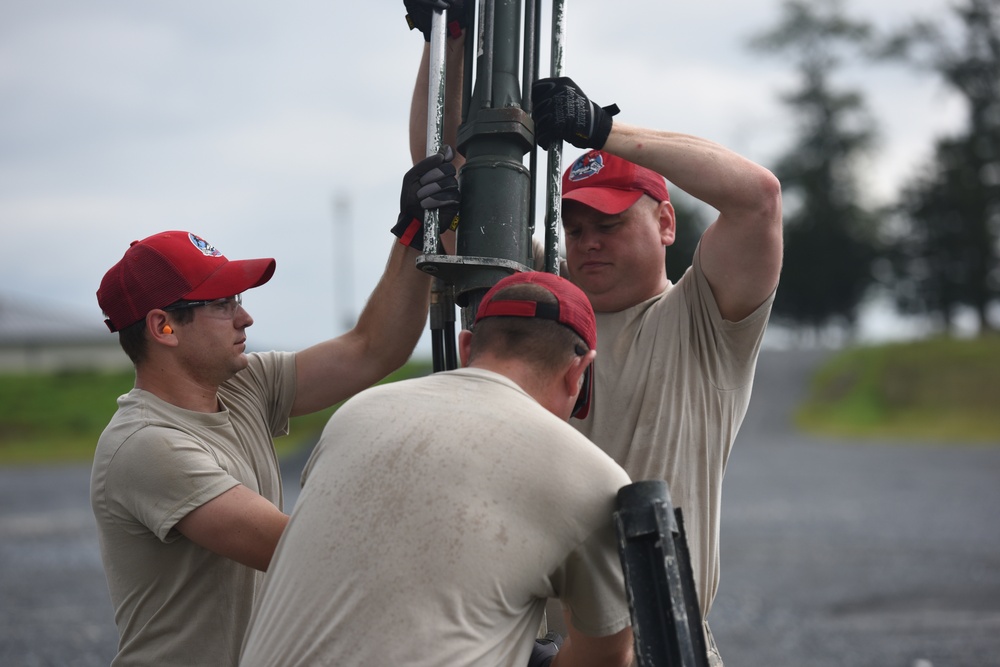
[1,349,998,666]
[711,349,1000,667]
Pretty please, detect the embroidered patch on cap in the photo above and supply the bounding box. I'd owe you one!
[568,152,605,182]
[189,233,223,257]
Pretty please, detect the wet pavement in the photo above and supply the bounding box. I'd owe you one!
[711,349,1000,667]
[1,349,998,666]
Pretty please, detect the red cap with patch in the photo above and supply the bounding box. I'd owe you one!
[97,231,275,332]
[563,149,670,215]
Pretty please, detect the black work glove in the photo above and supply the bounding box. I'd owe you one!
[403,0,465,41]
[531,76,620,150]
[392,145,460,250]
[527,632,563,667]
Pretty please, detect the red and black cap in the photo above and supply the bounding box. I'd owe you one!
[474,271,597,418]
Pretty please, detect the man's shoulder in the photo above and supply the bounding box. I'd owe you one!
[97,405,198,463]
[231,350,295,383]
[222,350,296,403]
[99,389,175,442]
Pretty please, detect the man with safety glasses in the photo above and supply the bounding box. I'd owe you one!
[91,146,458,666]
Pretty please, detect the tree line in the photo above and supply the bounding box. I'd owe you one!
[667,0,999,340]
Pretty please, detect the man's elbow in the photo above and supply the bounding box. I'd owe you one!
[755,168,783,231]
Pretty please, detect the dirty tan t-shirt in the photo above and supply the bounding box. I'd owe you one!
[91,351,297,667]
[572,246,773,624]
[240,368,632,667]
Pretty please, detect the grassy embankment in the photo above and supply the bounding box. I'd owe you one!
[0,360,432,466]
[1,337,997,466]
[796,335,1000,444]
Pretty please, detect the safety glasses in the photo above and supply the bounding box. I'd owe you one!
[163,293,243,319]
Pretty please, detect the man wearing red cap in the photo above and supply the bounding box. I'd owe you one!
[403,8,780,662]
[529,77,783,666]
[239,272,633,667]
[90,149,459,666]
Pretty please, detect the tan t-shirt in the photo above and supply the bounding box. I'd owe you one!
[90,351,297,667]
[240,368,632,667]
[572,247,773,622]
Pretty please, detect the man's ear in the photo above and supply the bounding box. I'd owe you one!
[563,349,596,404]
[458,329,473,367]
[147,311,178,345]
[658,200,676,247]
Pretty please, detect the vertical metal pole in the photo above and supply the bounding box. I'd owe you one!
[424,9,457,372]
[423,9,448,255]
[461,0,475,126]
[543,0,566,275]
[480,0,495,109]
[416,1,539,331]
[524,0,540,255]
[333,193,353,333]
[452,0,534,324]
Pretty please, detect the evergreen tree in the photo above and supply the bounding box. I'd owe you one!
[750,0,881,335]
[881,0,1000,334]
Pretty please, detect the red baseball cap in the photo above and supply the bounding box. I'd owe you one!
[474,271,597,418]
[97,231,276,332]
[562,149,670,215]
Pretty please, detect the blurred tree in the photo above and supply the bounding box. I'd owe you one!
[749,0,881,337]
[879,0,1000,334]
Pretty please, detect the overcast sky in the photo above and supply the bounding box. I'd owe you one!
[0,0,965,356]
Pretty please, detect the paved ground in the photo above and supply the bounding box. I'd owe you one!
[1,349,998,666]
[711,349,1000,667]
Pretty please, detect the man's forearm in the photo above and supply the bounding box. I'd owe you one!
[603,122,778,220]
[352,242,431,372]
[551,624,634,667]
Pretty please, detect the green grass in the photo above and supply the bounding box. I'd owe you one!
[0,370,135,465]
[796,335,1000,444]
[0,360,433,466]
[4,337,997,466]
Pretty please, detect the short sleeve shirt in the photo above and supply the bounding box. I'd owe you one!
[90,351,297,667]
[572,247,774,618]
[240,368,632,667]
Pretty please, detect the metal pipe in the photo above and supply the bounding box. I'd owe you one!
[543,0,566,275]
[525,0,540,250]
[481,0,495,109]
[423,8,448,255]
[461,0,475,125]
[424,9,456,370]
